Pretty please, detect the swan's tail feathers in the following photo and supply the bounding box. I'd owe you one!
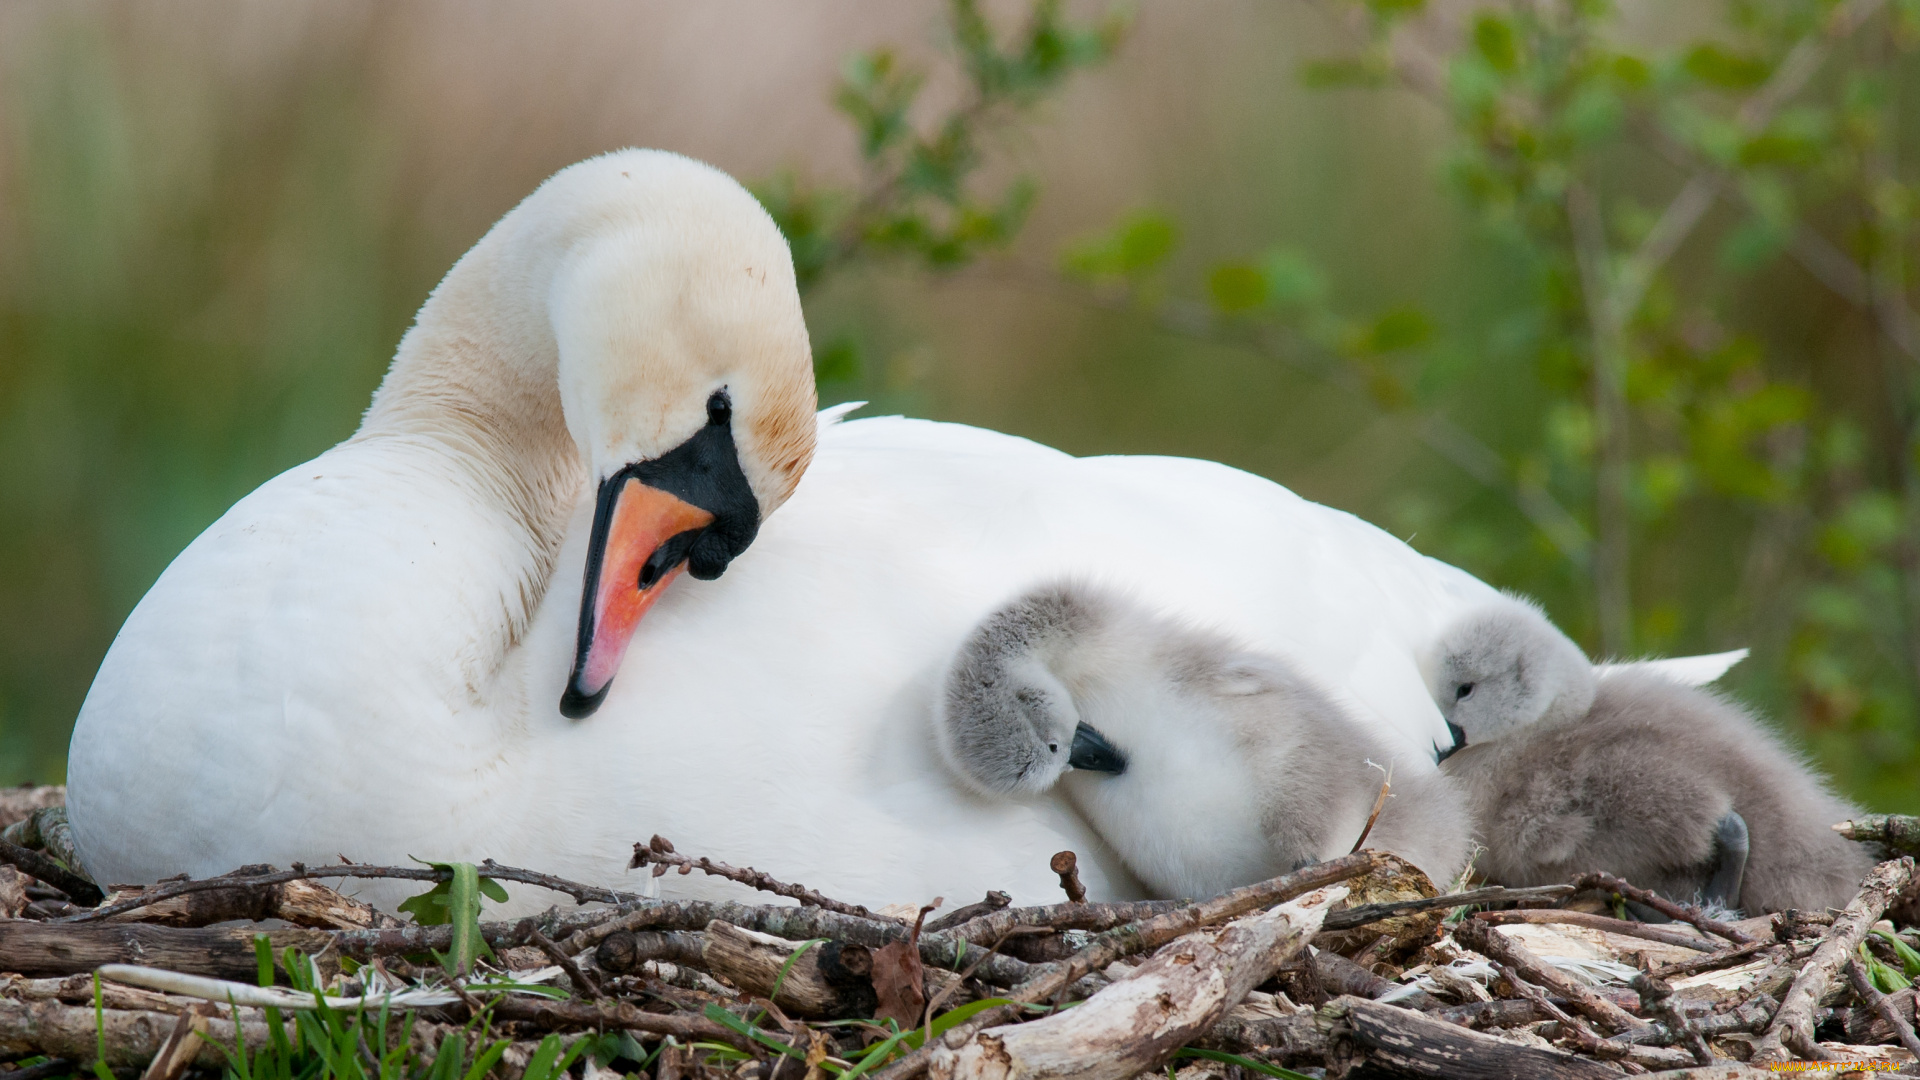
[1597,648,1749,688]
[816,401,868,430]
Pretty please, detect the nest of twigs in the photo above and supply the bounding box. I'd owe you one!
[0,785,1916,1080]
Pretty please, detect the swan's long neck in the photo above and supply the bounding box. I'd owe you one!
[352,207,590,670]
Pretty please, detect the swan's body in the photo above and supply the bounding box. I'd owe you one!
[67,150,1511,913]
[1431,598,1874,913]
[935,583,1472,896]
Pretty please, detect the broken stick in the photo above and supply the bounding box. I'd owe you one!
[928,884,1343,1080]
[1453,915,1650,1036]
[1749,855,1916,1064]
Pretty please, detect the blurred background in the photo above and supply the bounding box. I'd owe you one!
[2,0,1916,809]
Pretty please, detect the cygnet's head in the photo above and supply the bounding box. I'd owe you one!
[935,586,1130,798]
[420,150,815,717]
[1430,595,1595,753]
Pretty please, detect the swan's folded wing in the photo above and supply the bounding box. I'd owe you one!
[1597,648,1749,687]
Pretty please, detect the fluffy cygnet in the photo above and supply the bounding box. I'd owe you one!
[1431,596,1877,913]
[935,582,1472,898]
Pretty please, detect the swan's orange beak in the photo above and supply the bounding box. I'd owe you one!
[561,478,713,718]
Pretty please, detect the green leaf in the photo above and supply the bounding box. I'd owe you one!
[1862,944,1912,992]
[1471,13,1518,74]
[1261,248,1328,308]
[1718,217,1789,273]
[702,1004,813,1064]
[1207,263,1268,313]
[1873,928,1920,979]
[519,1033,591,1080]
[400,861,499,975]
[1683,42,1769,90]
[476,876,510,904]
[1363,307,1435,352]
[1299,56,1390,88]
[895,998,1055,1050]
[1060,211,1178,282]
[91,973,115,1080]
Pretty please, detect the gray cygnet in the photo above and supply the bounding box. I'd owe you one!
[1432,596,1876,913]
[936,582,1472,898]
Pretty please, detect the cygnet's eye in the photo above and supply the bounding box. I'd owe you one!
[1455,682,1475,701]
[1047,741,1060,754]
[707,389,732,426]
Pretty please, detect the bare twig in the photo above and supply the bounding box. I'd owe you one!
[1633,973,1712,1065]
[70,860,630,924]
[485,995,754,1051]
[1319,883,1575,932]
[1751,857,1917,1064]
[1835,815,1920,856]
[518,921,601,999]
[1475,909,1717,951]
[1455,916,1651,1036]
[940,897,1182,945]
[1049,852,1086,904]
[1571,871,1758,946]
[0,841,101,908]
[1846,955,1920,1061]
[1649,939,1780,979]
[922,891,1011,934]
[1349,772,1392,854]
[630,836,887,920]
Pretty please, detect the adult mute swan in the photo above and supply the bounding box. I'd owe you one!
[64,149,1719,913]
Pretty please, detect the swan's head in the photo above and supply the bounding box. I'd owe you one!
[545,151,815,717]
[1430,594,1595,755]
[935,585,1131,797]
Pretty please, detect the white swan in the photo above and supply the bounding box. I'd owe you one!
[68,150,1526,913]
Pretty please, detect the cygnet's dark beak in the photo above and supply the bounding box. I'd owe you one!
[1435,721,1467,764]
[1068,722,1128,775]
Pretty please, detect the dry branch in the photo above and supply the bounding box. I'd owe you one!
[1750,856,1916,1063]
[1475,908,1717,951]
[0,998,279,1069]
[1048,852,1086,905]
[924,892,1012,934]
[630,835,887,920]
[0,921,335,980]
[0,841,101,908]
[103,877,393,931]
[928,885,1343,1080]
[700,921,877,1019]
[1570,871,1757,945]
[1319,995,1621,1079]
[72,860,628,924]
[1317,883,1573,933]
[483,995,754,1050]
[1836,814,1920,856]
[1453,915,1650,1036]
[1845,956,1920,1059]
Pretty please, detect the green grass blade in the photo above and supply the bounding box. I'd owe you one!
[1173,1047,1318,1080]
[701,1004,811,1063]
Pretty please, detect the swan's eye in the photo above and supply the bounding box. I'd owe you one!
[1047,741,1059,754]
[706,390,731,426]
[1456,683,1474,701]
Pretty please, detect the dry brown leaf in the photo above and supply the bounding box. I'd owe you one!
[869,940,927,1030]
